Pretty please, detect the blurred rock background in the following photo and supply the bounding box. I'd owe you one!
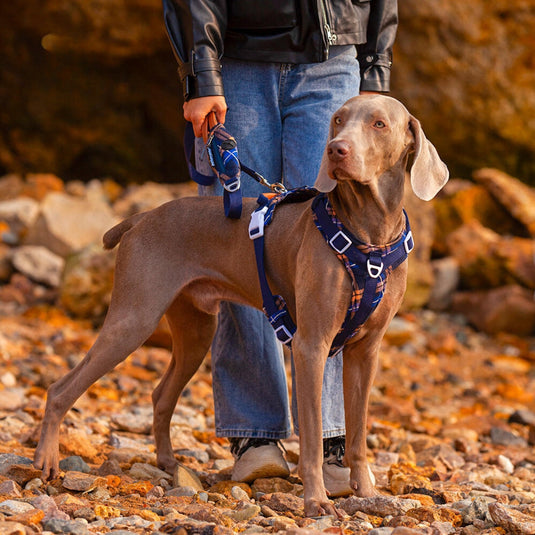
[1,0,534,185]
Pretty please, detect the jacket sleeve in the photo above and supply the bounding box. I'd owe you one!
[357,0,398,93]
[162,0,227,101]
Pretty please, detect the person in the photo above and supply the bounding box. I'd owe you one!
[162,0,398,497]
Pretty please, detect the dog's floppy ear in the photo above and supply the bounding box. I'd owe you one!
[314,121,337,192]
[408,116,449,201]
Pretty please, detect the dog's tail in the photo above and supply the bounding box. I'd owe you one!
[103,212,146,250]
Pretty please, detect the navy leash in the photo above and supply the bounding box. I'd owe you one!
[184,116,286,219]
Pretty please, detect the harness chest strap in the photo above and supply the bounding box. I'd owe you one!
[248,188,414,356]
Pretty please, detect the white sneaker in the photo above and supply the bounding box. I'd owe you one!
[230,438,290,483]
[323,436,353,497]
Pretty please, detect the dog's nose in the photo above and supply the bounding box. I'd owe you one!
[327,140,350,161]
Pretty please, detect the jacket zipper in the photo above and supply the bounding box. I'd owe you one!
[318,0,337,60]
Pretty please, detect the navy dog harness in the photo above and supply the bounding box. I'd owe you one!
[248,187,414,357]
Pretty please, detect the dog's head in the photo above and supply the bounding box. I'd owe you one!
[314,94,449,201]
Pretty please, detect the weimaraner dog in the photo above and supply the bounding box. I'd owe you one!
[34,95,448,517]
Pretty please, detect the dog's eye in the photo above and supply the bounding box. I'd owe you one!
[334,116,342,125]
[373,120,386,129]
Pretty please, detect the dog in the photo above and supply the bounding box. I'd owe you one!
[34,94,448,517]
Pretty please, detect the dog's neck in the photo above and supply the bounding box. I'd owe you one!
[327,171,406,246]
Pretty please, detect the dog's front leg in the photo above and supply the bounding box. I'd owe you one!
[293,339,342,518]
[342,341,380,497]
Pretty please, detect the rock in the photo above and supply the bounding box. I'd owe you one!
[338,495,422,517]
[0,455,33,476]
[59,456,90,474]
[172,464,204,492]
[59,429,101,462]
[42,517,89,535]
[509,409,535,427]
[11,245,65,288]
[96,459,124,476]
[456,496,495,524]
[0,388,26,411]
[24,192,119,257]
[166,486,198,497]
[30,495,70,522]
[473,168,535,236]
[490,426,528,448]
[5,464,43,486]
[0,198,40,237]
[0,501,35,516]
[451,285,535,336]
[488,502,535,535]
[406,506,462,526]
[497,455,515,475]
[62,471,104,492]
[128,462,172,482]
[251,477,300,496]
[113,182,175,217]
[445,220,535,290]
[230,486,250,502]
[111,412,152,435]
[258,492,304,515]
[228,503,261,522]
[427,257,460,310]
[59,245,116,319]
[0,481,21,497]
[415,444,465,471]
[0,521,26,535]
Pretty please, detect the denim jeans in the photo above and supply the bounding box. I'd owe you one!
[197,45,361,439]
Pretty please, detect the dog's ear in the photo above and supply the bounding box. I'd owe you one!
[408,116,449,200]
[314,121,337,192]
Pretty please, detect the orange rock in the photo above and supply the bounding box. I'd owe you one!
[208,480,252,498]
[407,506,462,526]
[94,504,122,518]
[118,480,154,496]
[9,509,45,526]
[21,173,64,201]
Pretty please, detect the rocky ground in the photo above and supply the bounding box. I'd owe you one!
[1,170,535,535]
[1,306,535,535]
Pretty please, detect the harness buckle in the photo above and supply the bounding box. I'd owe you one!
[274,324,294,345]
[223,177,241,193]
[404,230,414,255]
[367,257,384,279]
[248,205,268,240]
[329,231,352,254]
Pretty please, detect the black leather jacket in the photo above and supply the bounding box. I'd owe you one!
[163,0,397,101]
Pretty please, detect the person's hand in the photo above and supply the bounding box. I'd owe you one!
[183,96,227,137]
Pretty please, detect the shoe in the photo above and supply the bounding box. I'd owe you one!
[230,438,290,483]
[323,435,353,497]
[323,436,376,497]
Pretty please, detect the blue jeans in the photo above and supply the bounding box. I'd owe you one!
[197,45,361,439]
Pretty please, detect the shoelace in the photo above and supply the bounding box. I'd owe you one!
[230,438,281,459]
[323,436,346,466]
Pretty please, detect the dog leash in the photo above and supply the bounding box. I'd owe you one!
[184,114,286,218]
[248,188,414,355]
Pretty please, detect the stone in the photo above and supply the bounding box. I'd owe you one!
[338,495,422,517]
[488,502,535,535]
[497,455,515,475]
[58,456,90,474]
[230,486,250,502]
[228,503,261,522]
[473,168,535,236]
[113,182,175,217]
[427,257,460,311]
[111,413,152,435]
[59,245,116,319]
[0,455,33,476]
[24,192,119,257]
[10,245,64,287]
[128,462,172,482]
[0,501,35,516]
[172,464,203,492]
[0,389,26,411]
[30,495,69,522]
[490,426,528,448]
[0,198,40,237]
[451,286,535,336]
[42,517,90,535]
[258,492,304,515]
[509,409,535,427]
[62,471,104,492]
[445,220,535,291]
[0,521,26,535]
[0,481,21,497]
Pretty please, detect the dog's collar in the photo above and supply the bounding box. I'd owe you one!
[248,188,414,356]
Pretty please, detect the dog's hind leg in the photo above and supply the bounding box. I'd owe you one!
[34,258,174,479]
[152,297,217,473]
